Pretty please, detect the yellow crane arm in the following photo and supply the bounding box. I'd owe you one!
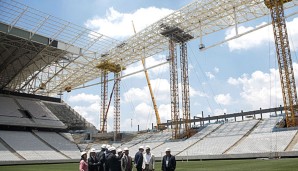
[141,59,161,125]
[132,20,161,126]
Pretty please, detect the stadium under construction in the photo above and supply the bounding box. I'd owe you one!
[1,0,298,166]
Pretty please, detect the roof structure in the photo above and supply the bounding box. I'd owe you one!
[0,0,297,96]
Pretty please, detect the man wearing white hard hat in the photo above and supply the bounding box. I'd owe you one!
[121,147,132,171]
[88,148,100,171]
[161,148,176,171]
[105,145,112,171]
[142,145,155,171]
[96,144,106,171]
[107,146,122,171]
[134,146,144,171]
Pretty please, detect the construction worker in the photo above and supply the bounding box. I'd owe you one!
[161,148,176,171]
[142,145,155,171]
[134,146,144,171]
[121,147,132,171]
[107,147,122,171]
[88,148,100,171]
[97,144,106,171]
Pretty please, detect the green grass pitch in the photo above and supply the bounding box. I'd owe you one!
[0,158,297,171]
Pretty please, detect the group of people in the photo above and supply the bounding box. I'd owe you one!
[79,144,176,171]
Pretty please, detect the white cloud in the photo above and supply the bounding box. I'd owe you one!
[66,93,115,131]
[225,17,298,51]
[85,7,173,39]
[227,68,284,109]
[122,55,168,79]
[68,93,100,103]
[123,78,170,103]
[189,86,207,97]
[205,72,215,79]
[206,107,228,116]
[123,87,150,103]
[214,93,232,106]
[214,67,219,73]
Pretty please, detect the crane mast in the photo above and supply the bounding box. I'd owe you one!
[265,0,298,127]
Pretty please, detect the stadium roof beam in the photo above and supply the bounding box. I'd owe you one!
[0,0,297,96]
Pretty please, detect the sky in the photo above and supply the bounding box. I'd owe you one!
[19,0,298,132]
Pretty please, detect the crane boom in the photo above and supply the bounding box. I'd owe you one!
[132,21,162,127]
[265,0,298,127]
[141,58,161,125]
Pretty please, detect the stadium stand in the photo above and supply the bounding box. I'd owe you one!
[34,131,80,159]
[177,120,259,156]
[0,92,96,164]
[153,124,221,157]
[227,116,298,154]
[0,95,66,129]
[0,130,68,160]
[0,140,22,161]
[43,101,95,130]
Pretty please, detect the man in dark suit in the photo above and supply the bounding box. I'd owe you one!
[134,146,144,171]
[161,148,176,171]
[107,146,122,171]
[88,148,100,171]
[96,145,106,171]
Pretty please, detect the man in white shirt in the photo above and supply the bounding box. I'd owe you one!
[142,145,155,171]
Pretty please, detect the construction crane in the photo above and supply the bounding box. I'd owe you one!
[265,0,298,127]
[132,21,162,129]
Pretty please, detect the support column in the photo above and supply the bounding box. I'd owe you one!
[169,38,180,139]
[180,42,191,138]
[100,70,108,133]
[114,72,120,140]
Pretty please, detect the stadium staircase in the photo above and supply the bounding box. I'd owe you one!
[175,124,223,156]
[223,119,262,154]
[31,131,71,159]
[285,130,298,151]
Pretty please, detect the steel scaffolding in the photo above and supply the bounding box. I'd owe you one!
[180,42,191,138]
[114,72,121,139]
[100,70,108,133]
[265,0,298,127]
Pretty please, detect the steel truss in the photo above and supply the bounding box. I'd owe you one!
[100,71,108,133]
[114,72,121,138]
[266,0,298,127]
[180,42,191,138]
[168,38,180,139]
[0,0,297,95]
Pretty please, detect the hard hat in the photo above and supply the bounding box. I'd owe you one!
[81,151,87,156]
[90,148,96,153]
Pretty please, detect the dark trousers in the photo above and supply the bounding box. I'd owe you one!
[164,168,174,171]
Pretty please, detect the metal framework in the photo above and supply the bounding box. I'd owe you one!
[114,72,121,138]
[265,0,298,127]
[180,42,191,137]
[168,38,180,139]
[100,70,108,133]
[1,0,297,96]
[161,26,193,139]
